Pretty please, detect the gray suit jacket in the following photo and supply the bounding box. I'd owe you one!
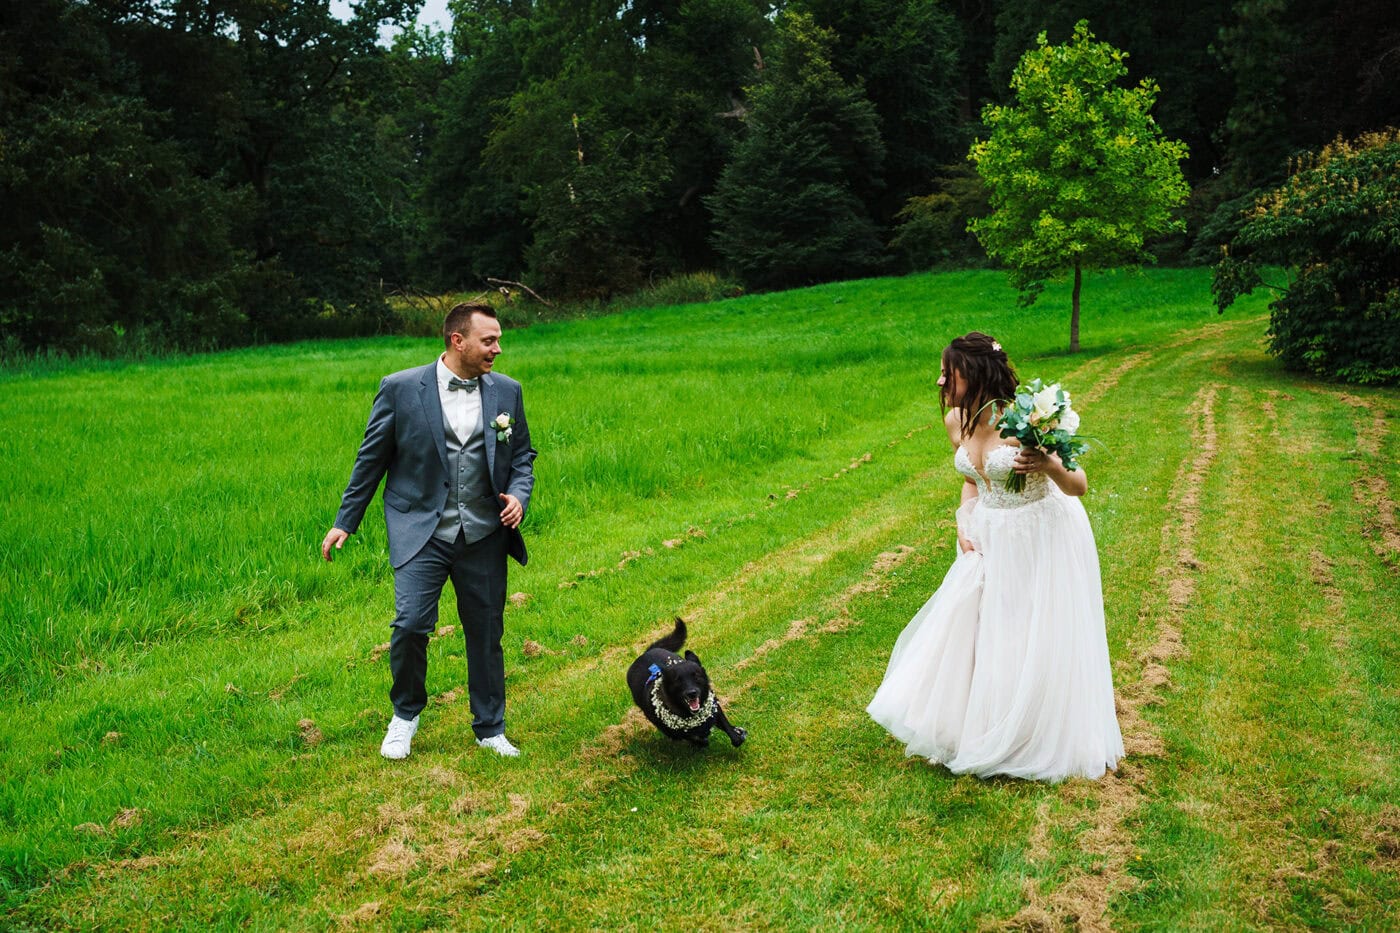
[334,363,537,569]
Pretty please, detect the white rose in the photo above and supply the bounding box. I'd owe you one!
[494,413,511,429]
[1060,406,1080,434]
[1031,384,1060,422]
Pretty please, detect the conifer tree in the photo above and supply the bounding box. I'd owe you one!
[707,12,885,290]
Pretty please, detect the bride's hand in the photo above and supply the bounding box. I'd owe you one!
[1012,446,1050,474]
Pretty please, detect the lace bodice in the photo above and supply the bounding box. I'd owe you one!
[955,445,1051,509]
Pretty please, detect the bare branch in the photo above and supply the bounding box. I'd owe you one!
[485,277,553,308]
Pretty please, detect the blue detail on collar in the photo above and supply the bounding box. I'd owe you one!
[645,663,662,686]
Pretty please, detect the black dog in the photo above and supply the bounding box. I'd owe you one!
[627,618,747,748]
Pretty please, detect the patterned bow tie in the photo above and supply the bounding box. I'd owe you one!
[448,377,478,393]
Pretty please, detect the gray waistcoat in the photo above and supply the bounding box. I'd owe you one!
[433,407,500,544]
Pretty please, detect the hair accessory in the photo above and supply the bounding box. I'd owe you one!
[991,341,1002,352]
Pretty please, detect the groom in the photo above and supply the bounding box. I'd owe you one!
[322,302,536,760]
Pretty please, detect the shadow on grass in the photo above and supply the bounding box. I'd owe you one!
[620,731,747,773]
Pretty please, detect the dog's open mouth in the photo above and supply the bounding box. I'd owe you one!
[687,697,702,712]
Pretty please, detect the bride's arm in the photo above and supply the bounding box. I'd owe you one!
[946,410,980,551]
[957,479,979,552]
[1013,448,1088,496]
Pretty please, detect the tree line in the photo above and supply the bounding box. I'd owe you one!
[2,0,1397,358]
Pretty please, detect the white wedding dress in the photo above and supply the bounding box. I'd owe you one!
[867,444,1123,782]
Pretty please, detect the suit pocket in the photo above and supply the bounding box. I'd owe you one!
[383,487,412,513]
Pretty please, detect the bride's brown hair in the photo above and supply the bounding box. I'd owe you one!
[941,332,1019,438]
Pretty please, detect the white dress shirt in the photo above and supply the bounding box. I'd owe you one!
[436,356,481,444]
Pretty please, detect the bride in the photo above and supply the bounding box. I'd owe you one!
[867,332,1123,782]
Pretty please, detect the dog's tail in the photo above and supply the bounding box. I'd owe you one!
[648,617,687,653]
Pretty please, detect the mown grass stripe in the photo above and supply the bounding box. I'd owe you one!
[1119,376,1400,927]
[1014,343,1230,931]
[1333,392,1399,566]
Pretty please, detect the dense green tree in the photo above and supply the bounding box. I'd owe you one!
[0,0,250,354]
[1213,1,1400,189]
[790,0,964,221]
[7,0,1399,355]
[414,1,532,288]
[2,0,424,352]
[623,0,775,272]
[1210,0,1295,191]
[479,0,768,297]
[1192,2,1400,265]
[173,0,420,337]
[1213,131,1400,385]
[946,0,1003,123]
[482,2,665,297]
[969,21,1189,351]
[707,12,885,289]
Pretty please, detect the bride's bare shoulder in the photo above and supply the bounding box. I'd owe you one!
[943,408,964,450]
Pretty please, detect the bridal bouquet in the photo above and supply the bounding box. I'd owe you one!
[993,379,1088,492]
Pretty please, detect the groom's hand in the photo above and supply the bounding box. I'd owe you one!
[321,527,349,562]
[499,493,523,528]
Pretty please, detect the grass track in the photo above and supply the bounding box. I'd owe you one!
[3,268,1398,929]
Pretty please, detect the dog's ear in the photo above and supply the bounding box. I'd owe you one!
[684,650,700,663]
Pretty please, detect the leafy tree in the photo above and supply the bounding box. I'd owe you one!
[483,20,671,297]
[1210,0,1295,191]
[623,0,775,273]
[196,0,419,337]
[707,11,885,290]
[969,20,1188,351]
[415,2,532,288]
[1213,130,1400,385]
[1,0,425,354]
[1213,0,1400,190]
[478,0,766,297]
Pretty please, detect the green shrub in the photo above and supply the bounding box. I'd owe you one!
[889,165,988,270]
[631,271,744,307]
[1213,130,1400,385]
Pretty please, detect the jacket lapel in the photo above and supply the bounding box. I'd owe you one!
[418,363,450,475]
[480,372,498,482]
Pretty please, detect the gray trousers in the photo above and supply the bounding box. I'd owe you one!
[388,526,507,738]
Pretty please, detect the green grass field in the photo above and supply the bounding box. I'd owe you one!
[2,267,1397,929]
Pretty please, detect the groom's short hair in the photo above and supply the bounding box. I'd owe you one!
[444,301,498,346]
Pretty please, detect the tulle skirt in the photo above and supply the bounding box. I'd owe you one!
[867,492,1123,782]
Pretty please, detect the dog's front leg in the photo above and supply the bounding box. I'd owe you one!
[712,702,747,747]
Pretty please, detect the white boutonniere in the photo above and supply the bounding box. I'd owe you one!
[492,412,514,442]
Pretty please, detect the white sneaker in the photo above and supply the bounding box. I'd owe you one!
[380,715,419,760]
[476,734,520,757]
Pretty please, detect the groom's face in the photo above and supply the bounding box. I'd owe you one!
[452,313,502,378]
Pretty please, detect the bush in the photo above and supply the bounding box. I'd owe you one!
[1213,130,1400,385]
[630,272,744,308]
[889,165,988,270]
